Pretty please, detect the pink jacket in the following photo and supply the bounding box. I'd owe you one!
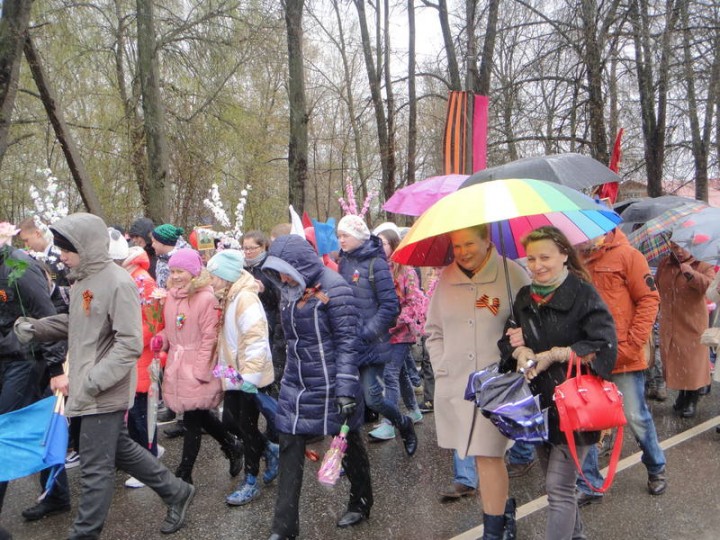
[389,265,427,344]
[159,282,222,413]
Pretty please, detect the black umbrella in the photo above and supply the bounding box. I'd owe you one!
[617,195,706,233]
[460,153,621,191]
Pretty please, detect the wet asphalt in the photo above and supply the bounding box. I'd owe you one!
[2,383,720,540]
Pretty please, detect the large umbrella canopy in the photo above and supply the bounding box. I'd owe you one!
[392,178,622,267]
[627,202,709,264]
[461,153,621,191]
[618,195,706,233]
[670,207,720,265]
[382,174,469,216]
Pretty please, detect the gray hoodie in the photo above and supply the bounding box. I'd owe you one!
[30,213,143,417]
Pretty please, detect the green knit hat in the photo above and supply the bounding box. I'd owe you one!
[152,224,184,246]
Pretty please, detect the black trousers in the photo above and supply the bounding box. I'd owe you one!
[271,430,373,537]
[178,409,233,475]
[222,390,266,477]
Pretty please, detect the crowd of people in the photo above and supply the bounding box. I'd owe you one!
[0,209,718,540]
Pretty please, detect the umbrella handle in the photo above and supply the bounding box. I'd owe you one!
[497,224,517,323]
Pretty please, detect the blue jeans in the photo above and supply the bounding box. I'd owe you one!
[360,364,404,427]
[577,370,666,495]
[254,390,279,442]
[453,450,478,489]
[383,343,408,412]
[507,440,537,464]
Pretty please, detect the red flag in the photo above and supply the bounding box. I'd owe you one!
[595,129,623,204]
[301,211,313,230]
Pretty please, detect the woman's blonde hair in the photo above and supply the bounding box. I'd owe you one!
[521,226,591,282]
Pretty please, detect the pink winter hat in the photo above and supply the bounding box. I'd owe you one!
[168,248,204,277]
[337,215,371,241]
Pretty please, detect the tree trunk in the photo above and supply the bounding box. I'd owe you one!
[580,0,609,164]
[24,35,105,218]
[406,0,417,208]
[382,0,397,212]
[284,0,308,212]
[137,0,170,223]
[0,0,33,169]
[629,0,679,197]
[354,0,391,198]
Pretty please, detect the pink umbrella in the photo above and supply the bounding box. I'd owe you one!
[383,174,469,216]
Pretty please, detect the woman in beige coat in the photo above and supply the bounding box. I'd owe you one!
[656,243,716,417]
[425,225,529,539]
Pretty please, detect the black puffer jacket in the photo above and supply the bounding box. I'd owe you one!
[500,273,617,446]
[0,246,64,373]
[263,235,363,435]
[338,236,400,366]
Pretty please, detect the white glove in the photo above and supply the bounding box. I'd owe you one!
[14,318,36,344]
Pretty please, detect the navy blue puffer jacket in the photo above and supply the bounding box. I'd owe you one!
[262,235,363,435]
[338,236,400,366]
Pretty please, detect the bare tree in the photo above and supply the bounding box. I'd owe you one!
[0,0,33,168]
[137,0,170,222]
[284,0,308,212]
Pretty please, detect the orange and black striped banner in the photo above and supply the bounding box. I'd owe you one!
[443,91,468,175]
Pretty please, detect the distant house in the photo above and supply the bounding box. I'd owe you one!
[617,179,719,207]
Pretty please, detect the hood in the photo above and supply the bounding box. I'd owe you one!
[339,234,384,261]
[263,235,324,302]
[51,213,111,280]
[583,228,629,264]
[123,245,150,271]
[226,269,260,300]
[128,217,155,244]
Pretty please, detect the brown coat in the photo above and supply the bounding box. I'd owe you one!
[656,253,715,390]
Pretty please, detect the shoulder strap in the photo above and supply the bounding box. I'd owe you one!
[566,424,624,493]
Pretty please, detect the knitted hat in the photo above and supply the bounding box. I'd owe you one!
[152,224,185,246]
[337,215,371,241]
[207,249,245,283]
[168,248,203,277]
[51,229,77,253]
[128,217,154,244]
[372,221,401,237]
[108,227,129,260]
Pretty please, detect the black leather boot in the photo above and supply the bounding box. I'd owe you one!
[398,416,418,456]
[681,390,699,418]
[503,498,516,540]
[222,437,244,477]
[672,390,687,413]
[482,512,505,540]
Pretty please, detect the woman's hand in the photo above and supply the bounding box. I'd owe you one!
[512,346,535,372]
[523,346,571,381]
[506,327,525,348]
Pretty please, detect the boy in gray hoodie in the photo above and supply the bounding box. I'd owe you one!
[15,213,194,539]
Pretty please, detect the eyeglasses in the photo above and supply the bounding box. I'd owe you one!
[243,245,262,252]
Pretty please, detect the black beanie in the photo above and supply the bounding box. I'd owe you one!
[51,229,78,253]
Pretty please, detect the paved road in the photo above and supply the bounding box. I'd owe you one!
[2,384,720,540]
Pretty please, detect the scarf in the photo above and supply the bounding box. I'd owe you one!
[530,266,569,304]
[245,250,267,268]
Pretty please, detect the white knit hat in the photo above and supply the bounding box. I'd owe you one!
[108,227,129,260]
[337,215,371,241]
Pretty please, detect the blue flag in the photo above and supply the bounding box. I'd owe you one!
[0,395,68,482]
[312,218,339,256]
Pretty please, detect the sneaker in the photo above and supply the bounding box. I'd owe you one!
[125,476,146,489]
[408,409,424,424]
[369,422,396,440]
[160,483,195,534]
[157,405,176,425]
[263,442,280,485]
[418,400,434,413]
[65,450,80,469]
[226,477,260,506]
[164,421,186,439]
[157,445,166,460]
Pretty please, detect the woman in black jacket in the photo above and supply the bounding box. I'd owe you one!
[500,227,617,540]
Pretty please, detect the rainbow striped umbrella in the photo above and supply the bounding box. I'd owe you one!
[392,178,622,267]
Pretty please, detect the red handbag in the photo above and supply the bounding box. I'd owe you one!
[553,352,627,493]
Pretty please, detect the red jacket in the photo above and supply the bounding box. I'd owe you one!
[583,229,660,373]
[124,248,164,393]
